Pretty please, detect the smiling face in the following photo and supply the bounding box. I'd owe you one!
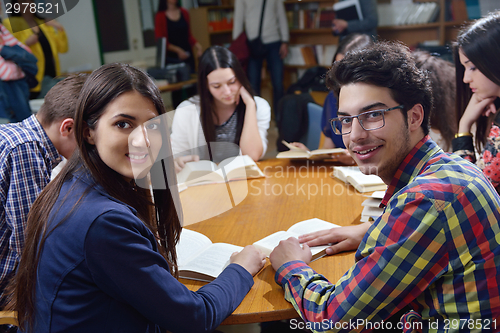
[459,49,500,100]
[339,83,413,183]
[85,90,163,181]
[207,68,241,107]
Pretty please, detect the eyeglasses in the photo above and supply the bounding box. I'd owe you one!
[330,105,405,135]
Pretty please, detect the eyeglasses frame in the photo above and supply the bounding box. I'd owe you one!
[330,105,405,135]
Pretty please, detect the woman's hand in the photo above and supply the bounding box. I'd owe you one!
[194,42,203,58]
[236,85,255,108]
[289,142,308,151]
[174,155,200,173]
[458,93,497,133]
[25,33,39,46]
[230,245,266,276]
[176,49,190,60]
[298,223,371,256]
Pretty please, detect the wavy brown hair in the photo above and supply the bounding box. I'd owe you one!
[454,11,500,151]
[413,50,457,151]
[6,63,182,330]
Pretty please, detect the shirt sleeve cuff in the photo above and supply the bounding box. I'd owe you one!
[274,260,311,286]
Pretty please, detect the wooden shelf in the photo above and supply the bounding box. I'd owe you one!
[289,28,333,34]
[208,29,232,35]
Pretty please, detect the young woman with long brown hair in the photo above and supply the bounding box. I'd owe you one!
[171,46,270,172]
[452,11,500,192]
[6,63,265,332]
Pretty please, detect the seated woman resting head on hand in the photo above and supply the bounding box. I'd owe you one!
[171,45,271,173]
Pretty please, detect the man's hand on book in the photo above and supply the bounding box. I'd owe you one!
[174,155,200,173]
[298,223,371,255]
[230,245,266,276]
[269,237,312,271]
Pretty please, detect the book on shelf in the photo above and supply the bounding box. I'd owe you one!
[285,45,337,67]
[277,140,344,160]
[176,155,264,186]
[177,218,340,282]
[377,1,439,26]
[332,166,387,193]
[300,46,318,66]
[360,191,385,222]
[333,0,363,22]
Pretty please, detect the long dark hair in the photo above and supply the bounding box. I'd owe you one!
[196,46,255,145]
[413,50,457,151]
[454,11,500,151]
[6,63,182,330]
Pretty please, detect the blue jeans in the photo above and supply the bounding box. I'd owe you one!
[0,79,32,123]
[247,41,284,114]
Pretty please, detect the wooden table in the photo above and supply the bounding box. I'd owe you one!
[179,159,367,325]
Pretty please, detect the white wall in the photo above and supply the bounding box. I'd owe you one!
[57,0,101,73]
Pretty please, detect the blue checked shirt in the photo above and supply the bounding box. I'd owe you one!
[275,136,500,332]
[0,115,60,306]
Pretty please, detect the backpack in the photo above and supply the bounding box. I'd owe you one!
[286,66,329,95]
[275,92,315,152]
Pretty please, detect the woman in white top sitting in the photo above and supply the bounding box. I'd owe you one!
[171,46,270,172]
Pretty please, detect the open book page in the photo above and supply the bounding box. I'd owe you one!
[178,243,244,282]
[332,166,387,193]
[177,155,264,186]
[176,228,213,267]
[253,218,340,260]
[219,155,265,180]
[332,166,363,183]
[177,160,220,184]
[277,148,345,160]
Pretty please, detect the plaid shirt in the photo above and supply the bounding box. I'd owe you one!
[0,115,60,306]
[276,136,500,332]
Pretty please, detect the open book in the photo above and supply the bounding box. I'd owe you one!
[277,140,345,160]
[176,218,340,282]
[332,166,387,193]
[252,218,340,259]
[176,155,265,186]
[333,0,363,21]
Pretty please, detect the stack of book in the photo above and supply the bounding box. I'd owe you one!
[360,191,385,222]
[332,166,387,193]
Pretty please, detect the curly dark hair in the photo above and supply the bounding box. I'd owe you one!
[326,41,432,136]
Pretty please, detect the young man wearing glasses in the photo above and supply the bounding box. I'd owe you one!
[269,42,500,330]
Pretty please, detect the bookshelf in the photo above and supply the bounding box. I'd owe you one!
[377,0,469,46]
[189,6,234,51]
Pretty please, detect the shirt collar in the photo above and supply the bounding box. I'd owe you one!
[22,115,62,168]
[381,135,442,206]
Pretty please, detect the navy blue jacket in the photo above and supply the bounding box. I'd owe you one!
[29,171,254,333]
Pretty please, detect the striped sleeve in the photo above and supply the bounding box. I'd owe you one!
[0,24,29,81]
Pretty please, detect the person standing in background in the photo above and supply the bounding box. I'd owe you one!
[233,0,289,114]
[0,21,33,122]
[3,0,68,99]
[155,0,202,108]
[332,0,378,40]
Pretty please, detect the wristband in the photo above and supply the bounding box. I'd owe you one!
[454,132,473,138]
